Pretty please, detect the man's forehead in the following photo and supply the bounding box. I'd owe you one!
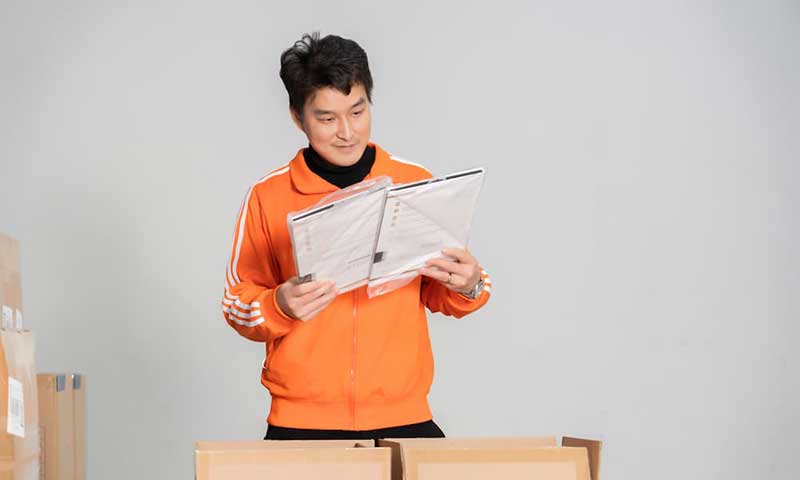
[307,85,367,112]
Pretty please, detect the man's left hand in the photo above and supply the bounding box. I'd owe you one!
[418,248,481,295]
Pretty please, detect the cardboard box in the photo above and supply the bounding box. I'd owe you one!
[377,436,603,480]
[195,440,391,480]
[0,234,23,330]
[0,331,41,480]
[0,233,40,480]
[71,375,85,480]
[37,374,74,480]
[562,436,602,480]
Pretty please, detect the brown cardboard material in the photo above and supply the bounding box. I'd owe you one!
[195,440,391,480]
[196,439,376,450]
[0,234,22,316]
[563,436,602,480]
[378,436,602,480]
[70,375,85,480]
[378,437,558,480]
[37,374,74,480]
[0,331,40,480]
[0,233,40,479]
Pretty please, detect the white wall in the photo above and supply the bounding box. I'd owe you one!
[1,1,798,478]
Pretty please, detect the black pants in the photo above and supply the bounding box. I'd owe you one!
[264,420,445,441]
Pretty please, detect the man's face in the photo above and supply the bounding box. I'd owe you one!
[292,83,372,167]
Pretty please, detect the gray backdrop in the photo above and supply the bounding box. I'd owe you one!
[1,1,798,478]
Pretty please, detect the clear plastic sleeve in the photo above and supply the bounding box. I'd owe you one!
[367,168,485,298]
[287,176,392,294]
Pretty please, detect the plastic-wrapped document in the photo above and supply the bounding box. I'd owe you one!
[367,168,485,297]
[288,176,391,293]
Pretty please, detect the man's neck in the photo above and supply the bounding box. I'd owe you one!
[304,144,376,189]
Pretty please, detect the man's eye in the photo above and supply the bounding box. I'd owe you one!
[352,110,364,116]
[320,117,334,123]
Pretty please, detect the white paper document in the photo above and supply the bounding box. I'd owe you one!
[288,176,391,293]
[368,168,485,293]
[287,167,485,297]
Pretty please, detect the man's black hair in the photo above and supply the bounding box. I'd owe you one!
[280,32,373,120]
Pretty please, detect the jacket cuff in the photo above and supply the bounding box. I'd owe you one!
[248,287,297,336]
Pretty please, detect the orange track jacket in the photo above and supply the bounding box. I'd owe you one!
[222,143,492,430]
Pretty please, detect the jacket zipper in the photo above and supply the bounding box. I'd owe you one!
[351,289,358,430]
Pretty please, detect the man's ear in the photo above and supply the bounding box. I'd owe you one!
[289,106,304,132]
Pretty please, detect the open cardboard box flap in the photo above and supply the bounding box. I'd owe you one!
[195,439,390,480]
[197,439,376,451]
[377,436,602,480]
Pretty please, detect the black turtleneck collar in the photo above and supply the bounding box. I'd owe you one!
[303,144,376,189]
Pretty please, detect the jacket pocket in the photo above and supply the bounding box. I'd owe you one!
[265,317,348,402]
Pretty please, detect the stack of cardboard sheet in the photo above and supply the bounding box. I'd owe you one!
[378,436,602,480]
[37,373,86,480]
[195,435,602,480]
[0,233,40,480]
[1,233,86,480]
[195,440,391,480]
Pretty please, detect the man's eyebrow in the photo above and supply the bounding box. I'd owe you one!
[311,97,367,116]
[350,97,367,109]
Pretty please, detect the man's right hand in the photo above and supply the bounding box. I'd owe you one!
[276,277,338,321]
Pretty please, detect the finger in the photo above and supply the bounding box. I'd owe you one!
[280,277,303,296]
[285,282,334,314]
[426,258,471,278]
[425,258,458,271]
[418,267,451,284]
[296,284,336,307]
[447,272,472,290]
[297,288,338,320]
[442,248,474,264]
[292,279,332,296]
[293,280,336,297]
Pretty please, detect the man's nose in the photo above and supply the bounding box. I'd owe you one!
[336,118,353,141]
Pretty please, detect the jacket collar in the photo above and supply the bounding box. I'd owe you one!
[290,142,390,194]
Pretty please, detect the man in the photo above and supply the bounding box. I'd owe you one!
[222,32,492,441]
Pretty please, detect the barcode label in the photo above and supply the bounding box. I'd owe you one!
[7,377,24,438]
[1,305,12,330]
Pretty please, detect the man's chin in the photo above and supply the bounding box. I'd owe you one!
[327,152,361,167]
